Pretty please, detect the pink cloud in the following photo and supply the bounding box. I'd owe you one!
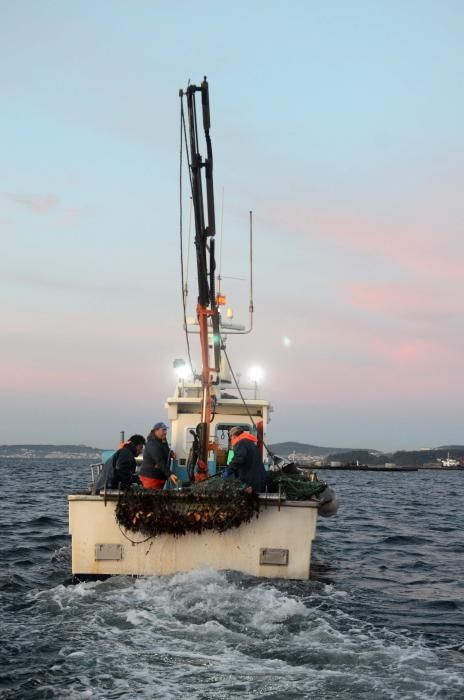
[254,291,463,407]
[348,282,463,319]
[368,336,454,370]
[11,193,59,213]
[270,337,461,406]
[0,340,176,404]
[0,365,110,397]
[7,192,87,227]
[266,203,464,281]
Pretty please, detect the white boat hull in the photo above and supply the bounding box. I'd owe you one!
[68,495,319,580]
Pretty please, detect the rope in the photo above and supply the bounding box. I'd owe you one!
[117,520,156,545]
[179,96,195,376]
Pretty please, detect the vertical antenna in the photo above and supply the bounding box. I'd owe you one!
[249,210,254,316]
[218,187,225,293]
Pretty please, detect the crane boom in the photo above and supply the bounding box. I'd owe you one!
[181,77,221,476]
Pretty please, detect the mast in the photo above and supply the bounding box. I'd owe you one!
[180,77,221,478]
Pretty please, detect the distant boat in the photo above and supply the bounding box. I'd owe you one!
[440,452,461,468]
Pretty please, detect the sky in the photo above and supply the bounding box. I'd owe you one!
[1,0,463,450]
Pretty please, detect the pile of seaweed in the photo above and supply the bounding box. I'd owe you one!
[115,477,258,537]
[267,468,327,501]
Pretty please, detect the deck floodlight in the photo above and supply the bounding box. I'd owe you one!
[248,366,263,384]
[173,359,189,380]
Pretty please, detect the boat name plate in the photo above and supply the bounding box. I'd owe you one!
[259,548,289,566]
[95,544,123,561]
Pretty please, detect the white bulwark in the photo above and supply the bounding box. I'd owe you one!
[68,494,318,580]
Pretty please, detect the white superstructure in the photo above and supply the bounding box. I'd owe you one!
[440,452,461,468]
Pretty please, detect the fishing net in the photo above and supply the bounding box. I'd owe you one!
[115,476,258,537]
[267,469,327,501]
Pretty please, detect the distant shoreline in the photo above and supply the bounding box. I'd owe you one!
[0,445,104,459]
[1,442,463,466]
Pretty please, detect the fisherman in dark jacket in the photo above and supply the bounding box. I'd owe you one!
[226,427,267,494]
[140,422,178,489]
[93,434,145,494]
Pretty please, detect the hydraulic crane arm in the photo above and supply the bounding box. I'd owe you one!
[181,77,221,475]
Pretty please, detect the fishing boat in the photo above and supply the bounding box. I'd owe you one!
[440,452,462,468]
[68,78,338,581]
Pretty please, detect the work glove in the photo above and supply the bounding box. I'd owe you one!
[169,474,179,484]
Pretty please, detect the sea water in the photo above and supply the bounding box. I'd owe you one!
[0,460,463,699]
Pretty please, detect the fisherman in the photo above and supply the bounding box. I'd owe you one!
[93,434,145,494]
[225,426,267,494]
[139,422,179,489]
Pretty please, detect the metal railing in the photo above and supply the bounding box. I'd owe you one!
[90,463,103,485]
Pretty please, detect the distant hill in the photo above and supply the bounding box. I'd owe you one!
[326,449,385,465]
[0,444,103,459]
[325,448,464,467]
[268,442,464,466]
[435,445,464,450]
[269,441,355,457]
[391,448,464,466]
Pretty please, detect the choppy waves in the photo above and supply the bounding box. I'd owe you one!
[0,460,463,699]
[2,569,463,699]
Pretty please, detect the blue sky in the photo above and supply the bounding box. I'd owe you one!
[1,1,463,449]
